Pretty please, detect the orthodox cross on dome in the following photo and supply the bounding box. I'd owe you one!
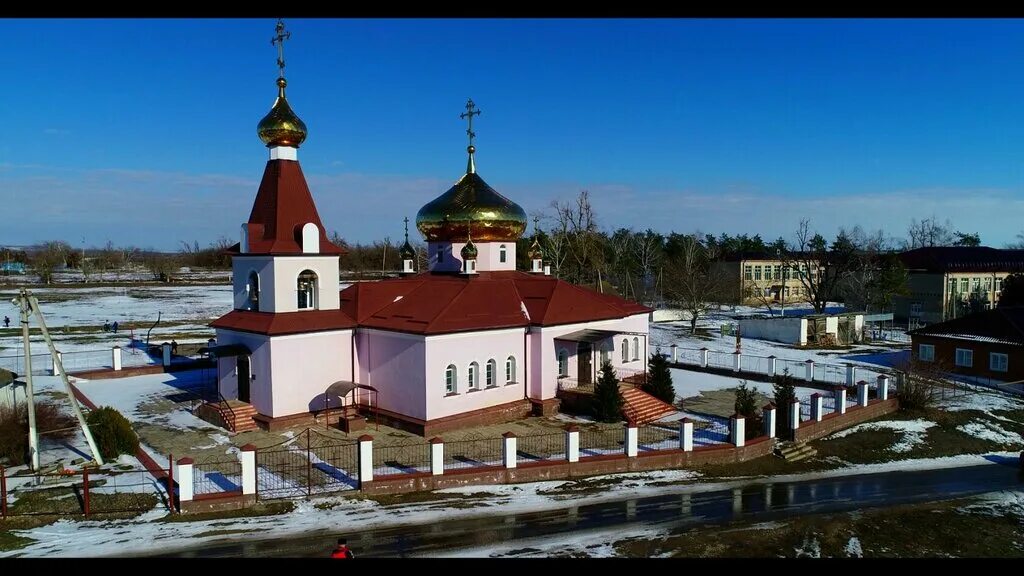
[533,216,540,234]
[271,18,291,79]
[460,98,481,174]
[404,216,410,243]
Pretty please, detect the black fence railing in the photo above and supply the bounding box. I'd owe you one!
[515,433,565,463]
[192,456,242,495]
[637,424,679,452]
[578,427,624,458]
[373,442,431,477]
[444,437,504,471]
[1,467,167,518]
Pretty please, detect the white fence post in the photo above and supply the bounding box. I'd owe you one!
[680,418,693,452]
[52,351,63,376]
[768,355,777,377]
[176,457,194,504]
[790,399,801,430]
[565,426,580,463]
[846,363,856,387]
[811,393,823,422]
[112,346,122,371]
[239,444,256,496]
[805,359,814,382]
[878,374,890,401]
[733,351,741,372]
[671,344,678,363]
[763,403,777,438]
[625,424,638,457]
[358,435,374,483]
[857,380,869,407]
[503,432,518,468]
[730,414,746,447]
[835,386,847,415]
[700,348,709,369]
[430,437,444,476]
[162,342,172,367]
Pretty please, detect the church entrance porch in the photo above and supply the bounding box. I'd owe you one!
[237,354,251,403]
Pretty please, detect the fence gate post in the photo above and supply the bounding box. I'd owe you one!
[565,426,580,463]
[671,344,678,363]
[502,432,518,469]
[768,356,777,377]
[358,435,374,486]
[112,346,122,371]
[162,342,172,367]
[835,386,847,415]
[430,437,444,476]
[805,359,814,382]
[624,424,638,457]
[176,457,194,507]
[732,351,741,373]
[846,363,856,387]
[82,468,90,517]
[811,393,823,422]
[680,418,693,452]
[700,348,709,369]
[240,444,257,496]
[857,380,869,407]
[790,399,801,431]
[305,429,312,498]
[878,375,890,401]
[763,403,777,438]
[729,415,745,447]
[167,452,174,513]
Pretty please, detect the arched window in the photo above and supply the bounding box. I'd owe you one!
[599,342,611,366]
[445,364,457,394]
[468,362,479,390]
[621,338,629,363]
[632,337,640,361]
[557,349,568,377]
[505,356,517,384]
[499,244,507,263]
[486,359,496,387]
[246,271,260,311]
[297,270,318,310]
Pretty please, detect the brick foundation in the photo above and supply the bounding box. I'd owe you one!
[530,398,561,417]
[792,398,899,443]
[366,400,535,436]
[180,491,256,514]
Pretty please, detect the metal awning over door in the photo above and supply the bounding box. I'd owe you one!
[554,329,620,343]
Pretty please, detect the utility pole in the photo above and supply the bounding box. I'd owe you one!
[18,291,39,471]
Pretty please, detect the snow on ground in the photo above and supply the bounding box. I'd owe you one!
[956,421,1024,446]
[957,490,1024,518]
[672,369,821,402]
[432,523,671,558]
[937,392,1024,419]
[844,537,863,558]
[825,419,937,453]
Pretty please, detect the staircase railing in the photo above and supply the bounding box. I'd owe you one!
[217,392,238,430]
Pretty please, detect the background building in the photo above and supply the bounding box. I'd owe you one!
[712,252,818,306]
[909,307,1024,383]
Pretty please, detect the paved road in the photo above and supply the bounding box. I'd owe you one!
[155,458,1023,557]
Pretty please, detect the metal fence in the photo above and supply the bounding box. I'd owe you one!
[1,466,168,518]
[373,441,432,477]
[0,353,52,376]
[706,351,734,370]
[637,424,679,452]
[691,417,730,447]
[255,429,359,500]
[578,427,624,458]
[192,454,242,496]
[444,436,504,471]
[515,432,566,463]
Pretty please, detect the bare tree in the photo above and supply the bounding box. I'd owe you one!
[30,241,70,285]
[778,219,859,314]
[906,216,955,249]
[631,229,663,302]
[549,190,601,285]
[662,235,726,333]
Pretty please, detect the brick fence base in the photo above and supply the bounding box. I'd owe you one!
[792,398,899,443]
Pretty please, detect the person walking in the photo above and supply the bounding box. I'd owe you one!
[112,321,119,333]
[3,316,9,328]
[330,538,355,558]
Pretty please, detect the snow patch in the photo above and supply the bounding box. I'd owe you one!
[825,419,937,453]
[845,536,863,558]
[957,420,1024,446]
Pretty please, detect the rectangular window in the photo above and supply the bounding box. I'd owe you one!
[783,287,790,297]
[990,353,1009,373]
[984,277,993,292]
[754,265,762,281]
[436,245,444,263]
[955,348,973,368]
[960,278,969,293]
[918,343,935,362]
[763,266,772,281]
[949,278,957,293]
[744,265,752,280]
[783,266,791,280]
[774,265,782,280]
[972,278,981,293]
[996,278,1003,292]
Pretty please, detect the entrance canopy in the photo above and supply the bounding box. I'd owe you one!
[198,344,251,357]
[324,380,378,398]
[554,329,620,343]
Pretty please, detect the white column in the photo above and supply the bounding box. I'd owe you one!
[836,387,847,415]
[857,380,869,407]
[733,351,741,372]
[239,445,256,496]
[358,435,374,483]
[730,415,745,447]
[503,433,517,468]
[790,399,801,430]
[565,426,580,463]
[430,438,444,476]
[846,363,856,387]
[700,348,709,368]
[878,375,890,401]
[162,342,172,366]
[763,404,777,438]
[680,419,694,452]
[671,344,678,363]
[811,394,823,422]
[805,359,814,382]
[176,458,194,503]
[112,346,122,371]
[768,355,777,377]
[625,424,638,457]
[52,351,62,376]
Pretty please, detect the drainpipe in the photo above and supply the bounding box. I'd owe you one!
[523,327,529,402]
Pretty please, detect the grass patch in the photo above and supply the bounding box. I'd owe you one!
[0,530,35,552]
[158,500,294,523]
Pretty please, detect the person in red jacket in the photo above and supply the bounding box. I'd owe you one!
[331,538,354,559]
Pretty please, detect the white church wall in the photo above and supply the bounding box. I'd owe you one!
[214,329,274,416]
[425,327,527,421]
[267,255,340,313]
[356,329,427,421]
[232,256,275,311]
[267,330,352,418]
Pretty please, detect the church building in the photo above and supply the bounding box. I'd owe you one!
[208,22,653,436]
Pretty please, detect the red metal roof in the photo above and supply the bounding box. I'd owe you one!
[210,309,355,336]
[228,160,344,255]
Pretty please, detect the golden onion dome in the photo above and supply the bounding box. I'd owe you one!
[416,156,528,243]
[399,239,416,261]
[460,239,478,260]
[528,237,544,260]
[257,77,307,148]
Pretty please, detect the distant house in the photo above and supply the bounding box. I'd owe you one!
[740,312,864,347]
[710,251,818,305]
[908,307,1024,382]
[894,246,1024,325]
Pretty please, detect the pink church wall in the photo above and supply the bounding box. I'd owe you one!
[425,328,527,420]
[533,312,651,400]
[267,330,353,417]
[215,329,274,415]
[356,329,427,421]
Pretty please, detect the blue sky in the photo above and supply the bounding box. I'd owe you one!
[3,18,1024,251]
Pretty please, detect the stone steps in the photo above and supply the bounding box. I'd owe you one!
[214,401,259,433]
[775,441,817,462]
[620,385,677,425]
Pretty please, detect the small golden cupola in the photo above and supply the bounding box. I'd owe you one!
[528,217,545,274]
[257,19,307,156]
[460,219,479,275]
[399,217,417,275]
